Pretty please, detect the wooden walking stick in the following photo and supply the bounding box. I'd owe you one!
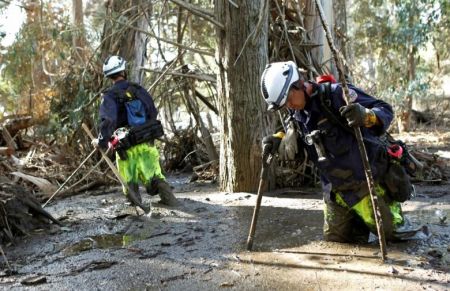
[81,123,150,213]
[314,0,387,261]
[246,151,273,251]
[43,148,98,207]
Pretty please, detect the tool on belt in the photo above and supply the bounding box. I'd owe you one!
[305,130,328,164]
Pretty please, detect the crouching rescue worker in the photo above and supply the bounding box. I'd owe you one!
[260,61,428,243]
[92,55,178,210]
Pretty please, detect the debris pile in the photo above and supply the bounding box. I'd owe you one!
[161,128,218,181]
[0,117,105,243]
[0,183,61,244]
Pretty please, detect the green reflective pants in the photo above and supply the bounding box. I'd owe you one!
[116,143,165,196]
[323,185,405,243]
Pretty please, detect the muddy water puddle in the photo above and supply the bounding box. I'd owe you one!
[406,209,449,225]
[63,217,158,255]
[234,205,323,251]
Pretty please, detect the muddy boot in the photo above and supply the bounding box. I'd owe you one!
[393,217,431,240]
[126,183,142,204]
[145,181,159,197]
[126,183,150,213]
[156,180,179,206]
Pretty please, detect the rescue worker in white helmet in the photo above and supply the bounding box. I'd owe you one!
[92,55,178,211]
[260,61,428,243]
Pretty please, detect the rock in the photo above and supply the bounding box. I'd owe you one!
[434,210,447,224]
[193,226,204,232]
[388,266,398,275]
[427,249,443,258]
[21,275,47,285]
[220,281,234,287]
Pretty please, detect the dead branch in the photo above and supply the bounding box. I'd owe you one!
[141,68,216,83]
[194,90,218,115]
[109,17,214,57]
[169,0,224,29]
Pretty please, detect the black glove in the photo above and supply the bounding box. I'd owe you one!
[339,103,375,127]
[262,132,284,156]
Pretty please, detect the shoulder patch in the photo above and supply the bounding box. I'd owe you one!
[348,89,358,103]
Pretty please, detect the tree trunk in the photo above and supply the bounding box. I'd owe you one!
[100,0,149,83]
[333,0,348,76]
[131,1,149,83]
[187,81,219,162]
[215,0,269,192]
[398,44,416,133]
[399,11,417,133]
[303,0,324,73]
[71,0,86,61]
[175,7,218,163]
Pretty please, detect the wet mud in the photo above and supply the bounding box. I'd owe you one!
[0,175,449,290]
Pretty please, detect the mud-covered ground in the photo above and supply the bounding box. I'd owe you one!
[0,173,449,290]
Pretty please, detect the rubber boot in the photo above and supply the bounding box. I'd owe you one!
[155,179,178,206]
[126,183,150,213]
[126,183,142,204]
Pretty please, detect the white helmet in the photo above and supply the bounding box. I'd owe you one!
[260,61,300,111]
[103,55,126,77]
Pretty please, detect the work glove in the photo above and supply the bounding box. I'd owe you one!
[339,103,377,127]
[262,132,285,156]
[91,138,99,148]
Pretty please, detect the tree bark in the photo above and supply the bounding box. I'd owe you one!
[131,1,149,83]
[399,11,417,133]
[215,0,269,192]
[303,0,324,73]
[333,0,348,76]
[71,0,86,61]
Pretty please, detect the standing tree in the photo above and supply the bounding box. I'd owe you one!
[351,0,444,132]
[215,1,270,192]
[71,0,86,62]
[100,0,149,83]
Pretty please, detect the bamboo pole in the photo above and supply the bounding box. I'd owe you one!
[313,0,387,261]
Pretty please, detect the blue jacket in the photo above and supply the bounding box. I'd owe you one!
[98,80,158,148]
[292,83,393,206]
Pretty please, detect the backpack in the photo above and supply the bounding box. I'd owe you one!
[114,83,147,127]
[316,82,418,202]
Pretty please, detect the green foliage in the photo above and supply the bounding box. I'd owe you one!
[0,0,217,145]
[350,0,449,107]
[0,1,102,144]
[1,1,72,114]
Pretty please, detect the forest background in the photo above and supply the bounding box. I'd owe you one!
[0,0,449,194]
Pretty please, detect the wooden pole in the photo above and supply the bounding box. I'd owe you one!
[246,154,272,250]
[313,0,387,261]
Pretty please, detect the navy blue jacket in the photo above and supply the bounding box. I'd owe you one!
[292,83,393,206]
[98,80,158,148]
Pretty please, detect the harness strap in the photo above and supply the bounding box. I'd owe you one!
[317,83,388,147]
